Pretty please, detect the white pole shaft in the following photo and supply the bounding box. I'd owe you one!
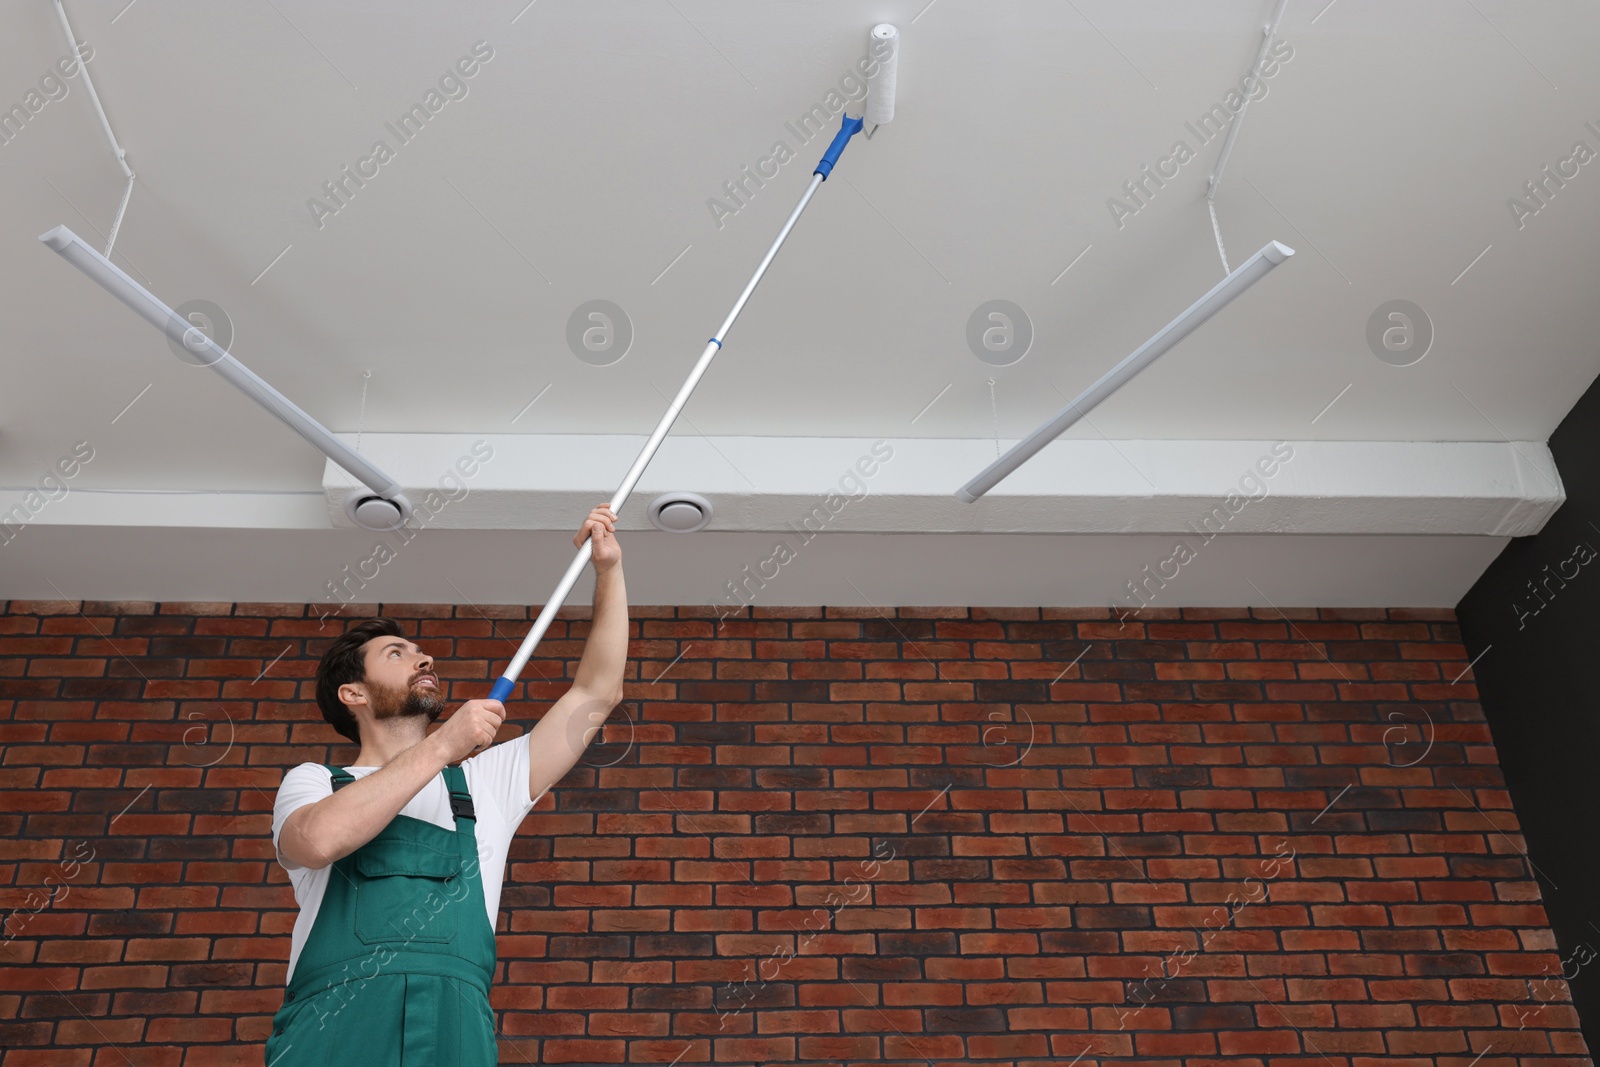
[40,224,406,500]
[954,240,1294,503]
[492,173,828,695]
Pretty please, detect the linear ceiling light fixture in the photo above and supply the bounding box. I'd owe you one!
[42,3,407,529]
[955,0,1295,504]
[38,224,413,530]
[954,241,1294,502]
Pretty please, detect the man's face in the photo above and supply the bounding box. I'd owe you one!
[353,635,445,727]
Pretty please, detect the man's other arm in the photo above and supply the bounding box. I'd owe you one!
[279,699,506,870]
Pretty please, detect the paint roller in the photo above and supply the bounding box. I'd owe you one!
[865,24,899,132]
[484,26,901,705]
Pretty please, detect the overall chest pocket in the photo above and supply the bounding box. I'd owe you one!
[352,819,465,946]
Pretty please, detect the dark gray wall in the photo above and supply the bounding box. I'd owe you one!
[1457,375,1600,1048]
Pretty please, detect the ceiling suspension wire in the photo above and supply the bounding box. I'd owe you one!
[356,370,372,455]
[1208,198,1232,275]
[1205,0,1290,275]
[50,0,136,257]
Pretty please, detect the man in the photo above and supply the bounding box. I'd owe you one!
[265,503,626,1066]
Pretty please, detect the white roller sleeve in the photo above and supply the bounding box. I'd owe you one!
[866,23,899,126]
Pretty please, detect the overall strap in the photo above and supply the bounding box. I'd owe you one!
[324,762,474,821]
[443,763,476,822]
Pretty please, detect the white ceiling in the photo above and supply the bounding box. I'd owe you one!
[3,0,1597,609]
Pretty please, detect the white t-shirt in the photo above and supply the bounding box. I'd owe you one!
[271,732,547,985]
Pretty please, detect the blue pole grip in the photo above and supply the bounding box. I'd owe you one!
[813,112,865,180]
[488,676,515,703]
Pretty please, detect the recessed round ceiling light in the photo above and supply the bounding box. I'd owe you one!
[343,489,413,531]
[647,492,713,533]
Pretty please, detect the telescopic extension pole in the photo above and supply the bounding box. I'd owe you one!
[486,113,867,703]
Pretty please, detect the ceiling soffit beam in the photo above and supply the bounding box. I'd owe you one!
[299,434,1561,538]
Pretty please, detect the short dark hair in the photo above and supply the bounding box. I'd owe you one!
[315,617,406,745]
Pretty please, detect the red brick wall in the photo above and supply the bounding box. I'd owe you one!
[0,600,1588,1066]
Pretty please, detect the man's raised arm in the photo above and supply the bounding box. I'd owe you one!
[526,504,628,802]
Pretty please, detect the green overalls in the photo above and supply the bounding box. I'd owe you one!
[265,765,500,1067]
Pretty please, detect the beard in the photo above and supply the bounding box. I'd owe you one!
[368,675,446,725]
